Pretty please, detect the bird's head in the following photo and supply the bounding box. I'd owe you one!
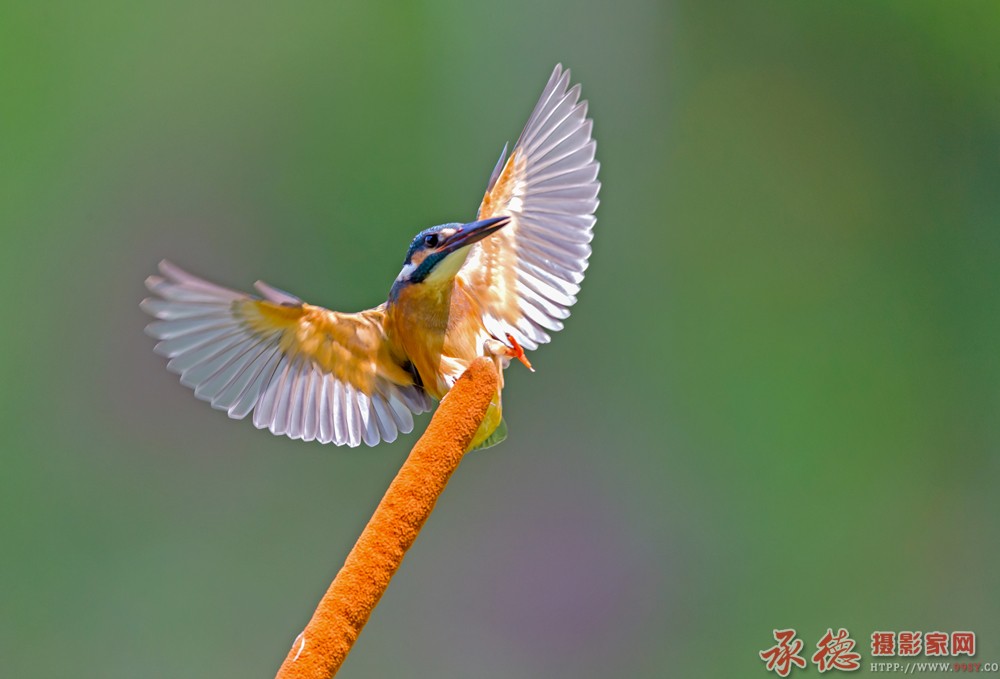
[391,216,510,294]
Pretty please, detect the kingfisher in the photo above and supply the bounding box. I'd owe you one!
[142,64,600,449]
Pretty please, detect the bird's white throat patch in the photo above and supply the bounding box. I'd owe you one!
[394,261,417,283]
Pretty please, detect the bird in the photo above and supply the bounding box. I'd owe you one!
[142,64,600,450]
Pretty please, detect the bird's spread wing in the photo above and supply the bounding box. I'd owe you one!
[459,64,600,350]
[142,261,431,446]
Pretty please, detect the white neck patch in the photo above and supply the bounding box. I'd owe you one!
[394,261,417,284]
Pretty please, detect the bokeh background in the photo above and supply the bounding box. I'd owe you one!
[2,2,998,677]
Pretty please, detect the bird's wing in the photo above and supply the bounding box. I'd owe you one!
[459,64,600,350]
[142,260,431,447]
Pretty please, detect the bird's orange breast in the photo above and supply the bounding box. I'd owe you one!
[386,279,489,400]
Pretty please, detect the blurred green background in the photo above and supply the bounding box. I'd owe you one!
[2,2,998,677]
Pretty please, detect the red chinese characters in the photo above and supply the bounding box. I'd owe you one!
[952,632,976,656]
[813,628,862,672]
[760,629,808,677]
[925,631,949,656]
[763,626,978,672]
[897,631,922,656]
[871,631,895,657]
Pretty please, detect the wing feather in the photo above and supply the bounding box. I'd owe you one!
[371,394,397,443]
[301,366,319,442]
[461,64,599,350]
[143,260,431,446]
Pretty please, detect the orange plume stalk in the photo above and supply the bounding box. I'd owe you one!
[274,357,500,679]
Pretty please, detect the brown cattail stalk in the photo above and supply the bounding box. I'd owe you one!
[274,357,499,679]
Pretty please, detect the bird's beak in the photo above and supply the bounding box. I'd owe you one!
[442,216,511,254]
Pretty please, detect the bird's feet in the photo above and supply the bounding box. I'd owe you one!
[505,333,535,372]
[484,334,534,372]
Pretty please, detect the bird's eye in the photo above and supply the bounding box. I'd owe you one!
[423,234,439,248]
